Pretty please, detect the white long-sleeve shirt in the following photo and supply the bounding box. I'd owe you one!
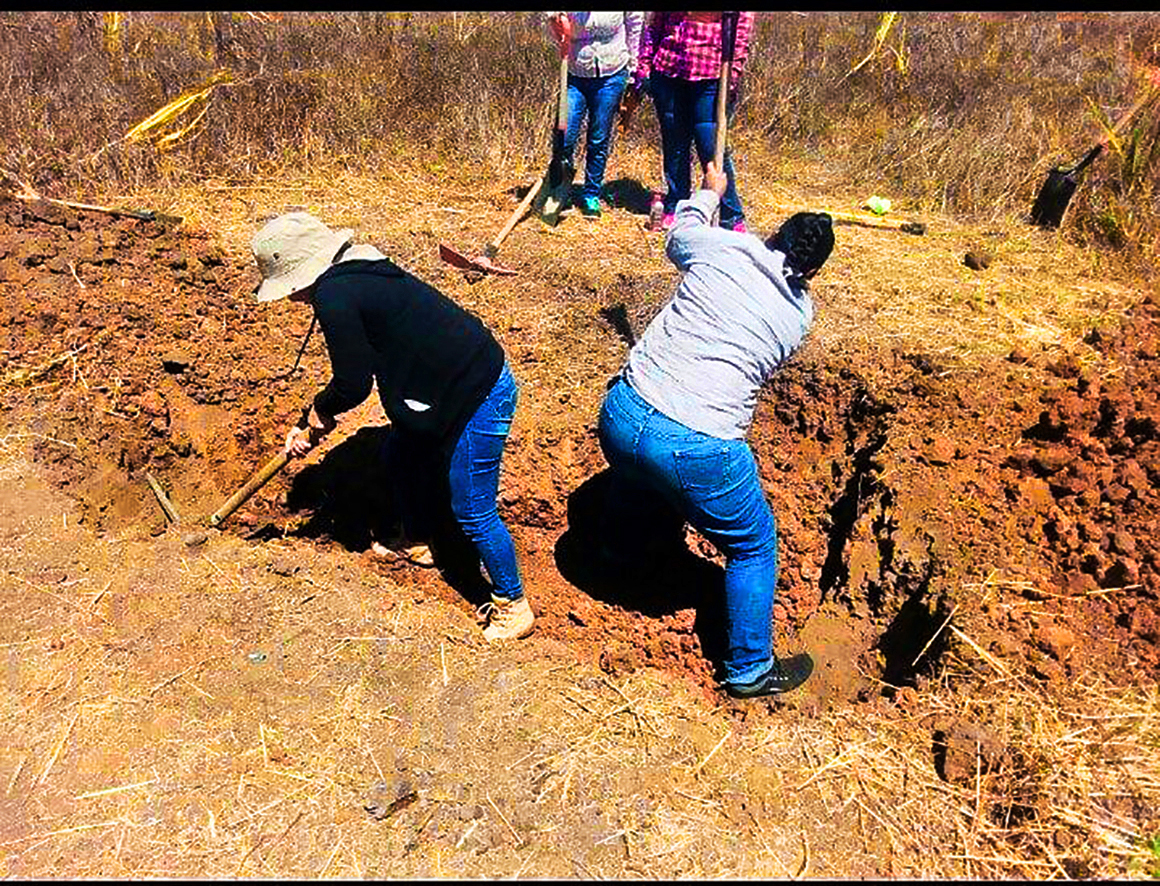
[542,12,643,79]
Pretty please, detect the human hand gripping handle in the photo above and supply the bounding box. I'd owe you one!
[703,161,728,200]
[284,404,336,459]
[547,13,572,60]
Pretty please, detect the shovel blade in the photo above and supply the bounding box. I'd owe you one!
[539,188,568,227]
[1030,169,1077,229]
[539,159,575,227]
[439,242,477,269]
[473,255,519,276]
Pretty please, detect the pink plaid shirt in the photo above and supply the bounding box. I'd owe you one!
[635,11,754,91]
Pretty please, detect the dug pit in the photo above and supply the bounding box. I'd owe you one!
[3,194,1157,706]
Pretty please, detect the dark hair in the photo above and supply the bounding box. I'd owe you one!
[765,212,834,286]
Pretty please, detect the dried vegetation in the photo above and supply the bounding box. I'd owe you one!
[1,10,1159,881]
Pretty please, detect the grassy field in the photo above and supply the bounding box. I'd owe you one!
[1,11,1158,257]
[2,11,1159,880]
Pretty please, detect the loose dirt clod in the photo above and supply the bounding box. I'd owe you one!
[182,529,208,547]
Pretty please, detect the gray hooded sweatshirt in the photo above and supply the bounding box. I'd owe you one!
[623,189,815,440]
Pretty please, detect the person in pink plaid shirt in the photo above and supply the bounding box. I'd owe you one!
[629,11,755,232]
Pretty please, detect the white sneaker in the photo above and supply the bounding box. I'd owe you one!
[478,594,535,642]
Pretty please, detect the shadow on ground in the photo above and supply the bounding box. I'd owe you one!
[554,469,729,674]
[603,177,652,215]
[285,425,492,606]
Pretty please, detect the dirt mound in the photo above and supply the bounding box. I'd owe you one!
[2,192,1157,701]
[1008,296,1160,670]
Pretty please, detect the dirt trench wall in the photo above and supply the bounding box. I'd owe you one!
[0,194,324,533]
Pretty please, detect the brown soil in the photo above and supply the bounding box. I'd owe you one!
[3,190,1157,699]
[1,153,1158,876]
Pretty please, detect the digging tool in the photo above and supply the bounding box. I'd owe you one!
[537,56,575,226]
[1030,86,1160,229]
[826,209,925,236]
[143,472,208,546]
[709,12,740,227]
[209,451,290,527]
[769,205,924,235]
[2,169,182,224]
[713,12,740,171]
[145,472,182,524]
[438,172,545,276]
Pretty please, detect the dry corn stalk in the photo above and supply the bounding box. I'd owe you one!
[102,12,121,58]
[123,69,234,150]
[843,12,898,81]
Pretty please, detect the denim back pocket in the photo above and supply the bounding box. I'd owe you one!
[672,445,732,494]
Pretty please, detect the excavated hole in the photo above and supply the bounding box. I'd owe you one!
[0,197,953,700]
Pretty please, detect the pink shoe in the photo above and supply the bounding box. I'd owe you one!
[728,219,748,234]
[661,212,676,231]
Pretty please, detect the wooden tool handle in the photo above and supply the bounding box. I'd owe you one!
[1104,85,1160,144]
[145,472,181,523]
[209,451,290,526]
[486,173,546,257]
[714,12,739,169]
[557,56,569,130]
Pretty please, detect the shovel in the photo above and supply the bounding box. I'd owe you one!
[826,209,925,235]
[1029,143,1106,229]
[537,56,575,226]
[2,168,182,224]
[1030,86,1159,229]
[438,172,544,276]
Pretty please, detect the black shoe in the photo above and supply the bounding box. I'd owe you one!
[724,653,814,698]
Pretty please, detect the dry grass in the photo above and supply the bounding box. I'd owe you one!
[2,12,1159,253]
[3,12,1160,878]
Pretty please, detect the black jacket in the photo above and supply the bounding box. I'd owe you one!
[310,259,505,458]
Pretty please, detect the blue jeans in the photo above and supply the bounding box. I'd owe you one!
[447,363,524,601]
[649,72,745,227]
[387,364,524,602]
[597,378,777,685]
[564,67,629,202]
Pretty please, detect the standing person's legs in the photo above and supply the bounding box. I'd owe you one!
[649,73,695,216]
[447,363,524,603]
[563,74,590,189]
[599,378,773,681]
[580,68,630,203]
[660,438,777,685]
[601,378,806,691]
[629,422,775,685]
[689,78,745,227]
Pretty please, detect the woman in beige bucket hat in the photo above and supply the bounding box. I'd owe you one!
[252,212,534,643]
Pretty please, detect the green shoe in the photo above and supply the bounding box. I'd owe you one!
[578,196,602,219]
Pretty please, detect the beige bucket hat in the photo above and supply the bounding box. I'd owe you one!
[251,212,353,303]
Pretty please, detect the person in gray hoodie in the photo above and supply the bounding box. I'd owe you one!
[544,12,643,218]
[595,161,834,699]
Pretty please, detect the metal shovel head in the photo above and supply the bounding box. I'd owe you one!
[540,160,575,227]
[1030,168,1078,229]
[1030,143,1103,229]
[437,242,518,276]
